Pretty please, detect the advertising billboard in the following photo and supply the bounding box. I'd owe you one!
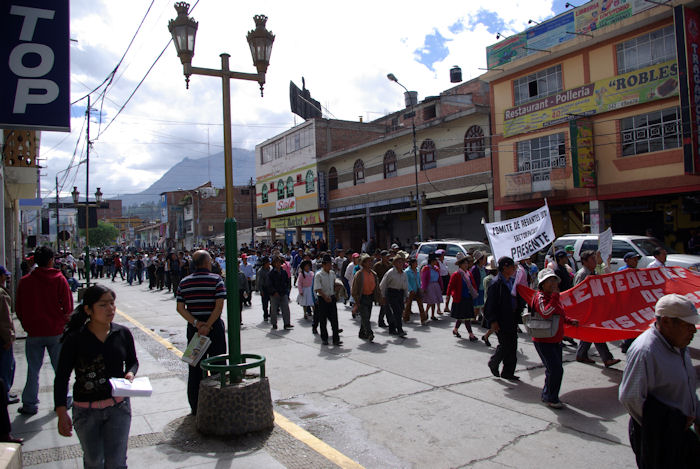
[0,0,70,131]
[503,60,679,137]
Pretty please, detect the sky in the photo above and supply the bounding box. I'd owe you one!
[40,0,571,203]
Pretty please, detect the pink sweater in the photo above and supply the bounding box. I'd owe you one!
[297,270,313,294]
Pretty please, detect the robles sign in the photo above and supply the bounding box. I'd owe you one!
[503,60,679,137]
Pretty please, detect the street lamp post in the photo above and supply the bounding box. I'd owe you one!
[168,2,274,435]
[249,177,255,247]
[72,186,102,289]
[387,73,423,242]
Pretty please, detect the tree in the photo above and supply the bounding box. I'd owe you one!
[79,221,119,247]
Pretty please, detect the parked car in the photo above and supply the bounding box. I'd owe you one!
[415,240,491,275]
[546,234,700,272]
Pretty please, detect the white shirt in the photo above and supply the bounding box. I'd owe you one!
[619,325,700,424]
[438,259,449,276]
[314,269,336,297]
[648,259,664,268]
[379,267,409,300]
[344,261,357,283]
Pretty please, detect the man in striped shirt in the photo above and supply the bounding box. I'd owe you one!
[176,250,227,415]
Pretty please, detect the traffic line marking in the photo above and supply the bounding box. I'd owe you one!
[116,309,365,469]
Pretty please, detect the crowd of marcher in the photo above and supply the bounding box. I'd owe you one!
[0,234,695,468]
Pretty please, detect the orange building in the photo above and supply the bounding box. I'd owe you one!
[485,0,700,252]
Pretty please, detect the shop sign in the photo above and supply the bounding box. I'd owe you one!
[503,60,679,137]
[504,172,532,196]
[487,0,656,68]
[267,210,325,229]
[675,5,700,174]
[317,170,328,209]
[1,0,71,131]
[570,119,596,188]
[276,197,296,215]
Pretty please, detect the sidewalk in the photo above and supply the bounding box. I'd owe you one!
[7,289,332,468]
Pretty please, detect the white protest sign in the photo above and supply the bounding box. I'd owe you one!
[598,228,613,262]
[484,204,555,262]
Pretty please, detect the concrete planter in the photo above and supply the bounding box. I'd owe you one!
[196,376,274,436]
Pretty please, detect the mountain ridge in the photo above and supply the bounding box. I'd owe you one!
[119,148,255,207]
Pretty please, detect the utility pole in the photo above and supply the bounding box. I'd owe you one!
[55,176,60,252]
[250,177,255,247]
[85,96,91,288]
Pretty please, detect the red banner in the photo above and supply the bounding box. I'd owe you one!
[518,267,700,342]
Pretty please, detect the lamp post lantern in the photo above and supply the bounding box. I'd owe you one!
[168,2,275,434]
[387,73,423,242]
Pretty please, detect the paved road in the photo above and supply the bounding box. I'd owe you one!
[13,275,699,468]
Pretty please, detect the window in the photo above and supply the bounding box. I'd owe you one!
[420,139,436,170]
[616,25,676,74]
[445,244,462,257]
[581,240,598,253]
[464,125,485,160]
[516,132,566,192]
[621,107,681,156]
[286,176,295,198]
[261,139,285,164]
[261,184,268,203]
[286,127,313,153]
[328,167,338,191]
[513,65,562,106]
[612,240,635,259]
[353,159,365,185]
[277,179,285,199]
[423,105,436,120]
[305,170,315,193]
[383,150,397,178]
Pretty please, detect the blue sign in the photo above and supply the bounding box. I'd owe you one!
[0,0,70,131]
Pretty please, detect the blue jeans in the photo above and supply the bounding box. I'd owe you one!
[73,398,131,469]
[534,341,564,404]
[0,346,15,397]
[22,335,62,412]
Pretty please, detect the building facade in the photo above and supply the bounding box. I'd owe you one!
[486,0,700,251]
[319,78,493,251]
[255,120,387,245]
[161,183,258,249]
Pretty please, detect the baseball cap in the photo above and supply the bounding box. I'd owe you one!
[564,245,575,252]
[555,250,568,259]
[537,268,560,286]
[655,294,700,324]
[0,265,10,276]
[240,254,247,259]
[435,249,445,255]
[352,253,360,259]
[623,252,641,260]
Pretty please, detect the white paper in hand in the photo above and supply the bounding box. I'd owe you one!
[109,377,153,397]
[598,228,613,263]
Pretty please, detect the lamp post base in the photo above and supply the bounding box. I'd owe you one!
[196,376,274,436]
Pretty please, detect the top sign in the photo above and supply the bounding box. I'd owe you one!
[0,0,70,131]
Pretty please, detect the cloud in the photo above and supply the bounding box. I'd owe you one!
[40,0,563,204]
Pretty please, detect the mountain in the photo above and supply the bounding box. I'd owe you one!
[120,149,256,207]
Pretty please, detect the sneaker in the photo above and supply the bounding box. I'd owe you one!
[283,324,294,330]
[546,401,564,409]
[18,407,37,416]
[398,331,408,338]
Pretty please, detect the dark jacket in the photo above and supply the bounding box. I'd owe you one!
[484,275,524,330]
[267,268,290,297]
[554,264,573,291]
[630,394,700,469]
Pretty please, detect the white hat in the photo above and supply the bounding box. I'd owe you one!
[655,294,700,324]
[537,268,560,286]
